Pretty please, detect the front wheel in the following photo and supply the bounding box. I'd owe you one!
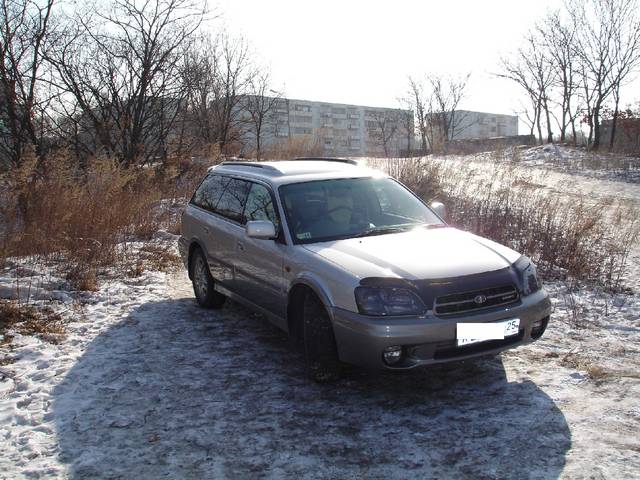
[191,249,226,309]
[303,293,341,382]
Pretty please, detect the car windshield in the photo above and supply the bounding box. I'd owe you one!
[279,177,444,244]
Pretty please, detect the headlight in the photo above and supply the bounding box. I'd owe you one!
[355,286,426,316]
[514,256,542,296]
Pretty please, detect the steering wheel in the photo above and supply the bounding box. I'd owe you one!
[300,205,356,235]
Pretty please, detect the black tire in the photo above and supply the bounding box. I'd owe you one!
[190,248,226,309]
[303,292,341,382]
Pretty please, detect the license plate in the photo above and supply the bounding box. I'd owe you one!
[457,318,520,346]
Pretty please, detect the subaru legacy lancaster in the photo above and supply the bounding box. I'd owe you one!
[178,158,551,381]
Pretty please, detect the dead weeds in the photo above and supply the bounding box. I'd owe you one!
[0,299,65,342]
[126,244,182,277]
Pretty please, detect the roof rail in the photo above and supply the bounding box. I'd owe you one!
[215,161,280,172]
[293,157,359,165]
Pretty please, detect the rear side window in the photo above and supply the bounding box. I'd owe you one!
[215,178,251,223]
[191,175,229,211]
[244,183,280,229]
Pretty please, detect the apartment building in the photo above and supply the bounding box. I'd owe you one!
[454,111,519,139]
[237,96,413,157]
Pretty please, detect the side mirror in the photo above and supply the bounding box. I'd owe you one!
[245,220,276,239]
[430,201,446,220]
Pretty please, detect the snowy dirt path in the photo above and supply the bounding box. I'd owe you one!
[2,267,639,479]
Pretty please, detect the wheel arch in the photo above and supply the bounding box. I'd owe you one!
[187,239,206,280]
[286,276,335,342]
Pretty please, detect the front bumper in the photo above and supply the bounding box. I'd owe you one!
[331,288,552,370]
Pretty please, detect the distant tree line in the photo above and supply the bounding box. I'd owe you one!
[0,0,281,169]
[499,0,640,150]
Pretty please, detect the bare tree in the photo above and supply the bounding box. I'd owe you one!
[406,73,470,153]
[209,33,253,154]
[570,0,640,149]
[609,78,623,150]
[366,109,401,157]
[500,54,541,141]
[407,77,428,152]
[539,12,580,143]
[528,34,556,144]
[608,3,640,149]
[0,0,55,167]
[578,62,597,145]
[47,0,205,165]
[427,72,471,143]
[499,32,555,144]
[181,32,253,156]
[241,72,281,160]
[397,99,414,155]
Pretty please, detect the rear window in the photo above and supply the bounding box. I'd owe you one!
[191,175,229,211]
[215,178,251,223]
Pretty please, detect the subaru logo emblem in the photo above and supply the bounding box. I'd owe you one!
[474,295,487,305]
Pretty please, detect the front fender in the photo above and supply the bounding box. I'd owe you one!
[289,272,337,319]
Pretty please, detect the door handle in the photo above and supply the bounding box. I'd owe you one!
[203,226,209,234]
[237,241,245,252]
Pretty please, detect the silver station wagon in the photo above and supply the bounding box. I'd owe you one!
[178,158,551,381]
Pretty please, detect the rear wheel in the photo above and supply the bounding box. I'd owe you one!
[303,292,341,382]
[191,248,226,309]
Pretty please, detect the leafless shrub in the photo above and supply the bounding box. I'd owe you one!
[66,265,98,292]
[561,287,585,327]
[0,151,205,290]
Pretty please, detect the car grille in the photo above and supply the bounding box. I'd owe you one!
[433,285,519,316]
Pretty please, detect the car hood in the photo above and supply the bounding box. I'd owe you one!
[303,227,521,280]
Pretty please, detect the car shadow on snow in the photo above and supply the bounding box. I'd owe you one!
[53,295,571,479]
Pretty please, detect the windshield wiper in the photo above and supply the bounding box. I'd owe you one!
[352,224,419,238]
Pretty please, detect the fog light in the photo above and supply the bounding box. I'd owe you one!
[383,346,403,365]
[531,316,549,340]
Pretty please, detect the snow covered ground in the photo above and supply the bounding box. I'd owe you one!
[519,145,640,183]
[1,154,640,479]
[498,144,639,184]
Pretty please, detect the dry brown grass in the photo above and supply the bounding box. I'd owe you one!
[259,136,324,160]
[0,152,208,349]
[65,264,99,292]
[127,244,182,277]
[368,155,639,291]
[0,151,208,290]
[559,351,640,383]
[0,299,65,342]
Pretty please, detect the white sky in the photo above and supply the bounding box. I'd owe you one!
[214,0,640,132]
